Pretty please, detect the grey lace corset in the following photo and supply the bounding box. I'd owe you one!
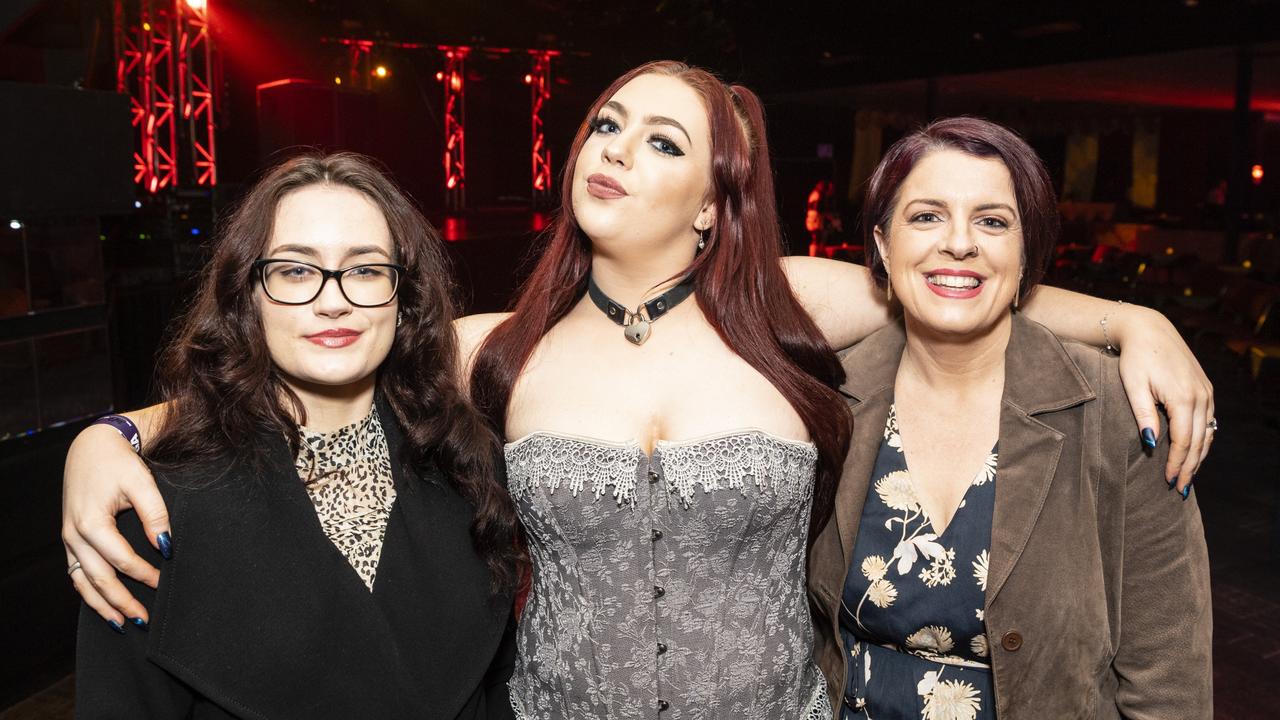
[505,429,832,720]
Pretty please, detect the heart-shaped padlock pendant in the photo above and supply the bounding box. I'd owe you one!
[625,319,651,345]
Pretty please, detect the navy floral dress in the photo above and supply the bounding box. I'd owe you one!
[839,405,997,720]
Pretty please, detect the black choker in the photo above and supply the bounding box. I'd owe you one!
[587,275,695,345]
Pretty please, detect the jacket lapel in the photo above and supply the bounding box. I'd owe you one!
[811,322,906,603]
[985,316,1095,606]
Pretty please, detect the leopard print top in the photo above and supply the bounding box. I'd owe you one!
[296,404,395,592]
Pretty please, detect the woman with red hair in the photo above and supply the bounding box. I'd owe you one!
[64,63,1212,718]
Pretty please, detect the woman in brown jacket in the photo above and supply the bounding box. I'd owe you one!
[808,117,1212,719]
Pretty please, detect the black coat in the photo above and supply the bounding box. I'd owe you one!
[76,403,516,720]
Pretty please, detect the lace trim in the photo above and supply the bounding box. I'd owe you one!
[505,434,642,507]
[801,672,834,720]
[658,433,818,508]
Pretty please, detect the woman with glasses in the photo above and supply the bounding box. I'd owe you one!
[74,153,520,720]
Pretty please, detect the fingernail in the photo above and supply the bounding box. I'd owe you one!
[156,532,172,560]
[1167,476,1177,490]
[107,619,126,635]
[1181,483,1193,501]
[131,617,148,631]
[1140,428,1157,449]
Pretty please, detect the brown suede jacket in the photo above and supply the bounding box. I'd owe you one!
[808,314,1212,719]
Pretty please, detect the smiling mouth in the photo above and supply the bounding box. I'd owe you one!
[925,274,983,290]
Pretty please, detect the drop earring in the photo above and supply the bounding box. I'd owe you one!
[396,311,403,328]
[697,227,708,251]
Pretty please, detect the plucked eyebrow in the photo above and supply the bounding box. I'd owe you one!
[602,100,693,146]
[905,199,1019,218]
[266,243,392,260]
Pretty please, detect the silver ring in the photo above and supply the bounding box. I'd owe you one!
[1207,418,1219,432]
[67,561,83,576]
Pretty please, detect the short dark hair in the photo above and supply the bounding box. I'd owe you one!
[862,117,1059,299]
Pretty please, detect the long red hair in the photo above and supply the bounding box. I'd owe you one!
[470,61,851,543]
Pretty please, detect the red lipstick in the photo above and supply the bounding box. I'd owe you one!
[586,173,628,199]
[305,328,362,348]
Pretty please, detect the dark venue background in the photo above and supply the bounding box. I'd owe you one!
[2,1,1279,717]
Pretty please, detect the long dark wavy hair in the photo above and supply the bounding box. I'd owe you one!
[146,152,520,590]
[470,61,852,544]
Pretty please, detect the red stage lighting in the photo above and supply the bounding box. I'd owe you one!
[1252,164,1264,184]
[446,176,457,189]
[435,71,444,81]
[524,73,533,84]
[185,0,207,13]
[374,65,388,78]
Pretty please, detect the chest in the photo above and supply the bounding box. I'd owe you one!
[505,309,808,448]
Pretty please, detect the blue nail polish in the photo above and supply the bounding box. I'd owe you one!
[131,617,148,631]
[107,619,126,635]
[1167,476,1177,490]
[1181,483,1193,501]
[156,531,172,560]
[1140,428,1157,449]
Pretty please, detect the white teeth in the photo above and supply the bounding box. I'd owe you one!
[927,274,981,289]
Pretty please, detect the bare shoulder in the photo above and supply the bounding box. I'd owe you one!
[779,254,858,286]
[453,312,512,372]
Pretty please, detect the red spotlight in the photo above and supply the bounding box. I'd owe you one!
[435,71,444,81]
[1252,164,1264,184]
[446,176,457,189]
[450,72,461,91]
[374,65,388,78]
[185,0,207,13]
[524,73,533,84]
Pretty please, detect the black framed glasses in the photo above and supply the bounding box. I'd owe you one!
[252,259,405,308]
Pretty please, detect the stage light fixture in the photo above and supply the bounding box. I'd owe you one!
[185,0,207,12]
[1243,259,1253,269]
[374,65,389,78]
[334,76,342,85]
[8,219,21,230]
[134,200,143,209]
[435,71,444,81]
[524,73,533,84]
[142,22,151,31]
[1252,164,1264,184]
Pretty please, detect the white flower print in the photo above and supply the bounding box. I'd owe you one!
[885,406,903,451]
[892,533,947,575]
[875,470,917,512]
[867,579,898,608]
[919,547,958,588]
[970,633,989,658]
[922,679,981,720]
[906,625,955,654]
[972,550,990,592]
[861,555,889,582]
[917,669,939,696]
[972,452,997,486]
[975,608,984,622]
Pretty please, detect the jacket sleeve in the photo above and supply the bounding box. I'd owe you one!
[1111,418,1213,718]
[75,507,195,719]
[480,609,518,720]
